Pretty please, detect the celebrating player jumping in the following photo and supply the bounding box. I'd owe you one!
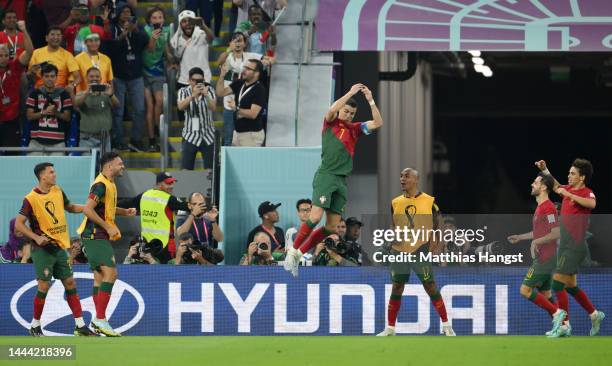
[507,173,567,334]
[15,162,97,337]
[283,84,383,276]
[535,158,605,337]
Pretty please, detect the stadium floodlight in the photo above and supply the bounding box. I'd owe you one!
[482,66,493,77]
[474,64,486,73]
[472,57,484,65]
[468,50,481,57]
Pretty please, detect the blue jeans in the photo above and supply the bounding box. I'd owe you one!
[222,108,235,146]
[112,77,145,143]
[181,139,214,170]
[186,0,223,36]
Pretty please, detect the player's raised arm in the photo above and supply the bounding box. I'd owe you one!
[362,87,383,131]
[325,84,364,122]
[535,160,560,190]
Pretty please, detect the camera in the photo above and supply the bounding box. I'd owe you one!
[153,23,162,30]
[182,240,217,263]
[131,238,162,259]
[90,83,106,93]
[466,241,507,258]
[323,237,349,255]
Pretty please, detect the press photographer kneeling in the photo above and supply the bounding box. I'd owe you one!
[124,238,164,264]
[170,232,224,265]
[313,234,358,266]
[240,232,277,265]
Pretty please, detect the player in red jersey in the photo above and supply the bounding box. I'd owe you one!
[535,158,605,337]
[508,173,566,333]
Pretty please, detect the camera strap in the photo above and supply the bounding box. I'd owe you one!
[260,224,280,249]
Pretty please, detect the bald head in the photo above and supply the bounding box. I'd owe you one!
[400,167,419,195]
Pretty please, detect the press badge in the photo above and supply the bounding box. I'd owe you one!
[126,53,136,61]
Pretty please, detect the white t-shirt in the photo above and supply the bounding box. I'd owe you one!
[222,51,262,110]
[172,26,211,85]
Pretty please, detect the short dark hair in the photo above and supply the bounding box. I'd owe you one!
[46,26,62,35]
[296,198,312,210]
[231,31,246,42]
[572,158,593,184]
[248,4,262,14]
[248,59,264,74]
[41,63,58,76]
[100,151,120,169]
[179,232,193,242]
[86,66,101,76]
[147,6,165,23]
[537,172,554,194]
[346,98,358,109]
[2,9,17,19]
[34,162,53,180]
[188,67,204,79]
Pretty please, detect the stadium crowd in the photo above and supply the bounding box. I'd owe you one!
[0,0,283,162]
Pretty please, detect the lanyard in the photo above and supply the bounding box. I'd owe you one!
[0,70,8,97]
[6,33,18,50]
[238,82,257,105]
[192,217,209,243]
[116,26,132,51]
[260,225,280,248]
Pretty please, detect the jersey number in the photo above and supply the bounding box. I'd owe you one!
[338,128,346,139]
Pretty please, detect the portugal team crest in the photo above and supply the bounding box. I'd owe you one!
[319,196,327,204]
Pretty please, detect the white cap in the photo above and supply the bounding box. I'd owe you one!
[178,10,196,23]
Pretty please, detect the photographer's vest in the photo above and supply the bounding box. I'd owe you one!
[391,192,438,253]
[77,174,120,241]
[140,189,172,247]
[25,186,70,249]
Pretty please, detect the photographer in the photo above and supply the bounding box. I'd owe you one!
[240,232,275,265]
[170,232,223,265]
[312,234,358,267]
[0,218,32,264]
[74,66,118,154]
[123,237,162,264]
[344,217,363,265]
[69,237,88,264]
[176,192,224,255]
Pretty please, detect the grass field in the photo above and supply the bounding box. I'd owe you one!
[1,336,611,366]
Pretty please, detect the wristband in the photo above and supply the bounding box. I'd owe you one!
[369,100,375,106]
[542,169,550,175]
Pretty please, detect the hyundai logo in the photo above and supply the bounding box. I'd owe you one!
[10,272,145,336]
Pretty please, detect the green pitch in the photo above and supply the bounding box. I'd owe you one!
[1,336,610,366]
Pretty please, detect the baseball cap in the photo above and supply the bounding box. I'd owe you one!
[156,172,177,184]
[345,217,363,227]
[258,201,281,217]
[178,10,196,23]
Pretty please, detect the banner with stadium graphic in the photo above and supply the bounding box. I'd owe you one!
[0,265,610,336]
[316,0,612,51]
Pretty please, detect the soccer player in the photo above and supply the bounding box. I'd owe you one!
[377,168,455,336]
[77,152,136,336]
[283,84,383,276]
[507,173,567,333]
[536,158,605,337]
[14,162,97,337]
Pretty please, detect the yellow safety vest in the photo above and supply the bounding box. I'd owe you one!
[25,185,70,249]
[140,188,172,247]
[77,173,120,241]
[391,192,438,253]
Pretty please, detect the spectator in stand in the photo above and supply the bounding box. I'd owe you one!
[234,0,287,26]
[106,2,149,152]
[246,201,285,253]
[236,5,276,56]
[169,10,214,88]
[62,4,109,55]
[25,63,72,155]
[240,232,275,265]
[216,32,272,146]
[0,218,32,264]
[216,58,267,146]
[177,67,216,170]
[0,9,25,60]
[74,33,113,93]
[176,192,224,250]
[30,0,72,29]
[29,26,81,91]
[186,0,224,46]
[143,6,173,152]
[74,66,118,155]
[285,198,311,249]
[0,20,32,151]
[90,0,138,22]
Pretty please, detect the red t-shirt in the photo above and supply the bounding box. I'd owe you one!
[0,58,25,122]
[560,184,595,244]
[0,31,24,60]
[532,199,558,262]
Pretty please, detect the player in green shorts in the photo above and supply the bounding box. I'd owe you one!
[283,84,383,276]
[536,159,605,337]
[508,173,566,335]
[15,162,97,337]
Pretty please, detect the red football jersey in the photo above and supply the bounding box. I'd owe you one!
[533,199,558,262]
[560,185,595,244]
